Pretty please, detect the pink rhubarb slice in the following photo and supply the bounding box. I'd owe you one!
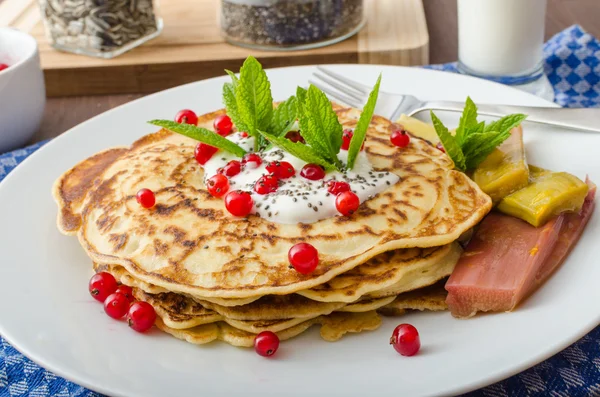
[446,179,596,318]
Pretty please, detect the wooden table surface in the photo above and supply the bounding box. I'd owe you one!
[29,0,600,145]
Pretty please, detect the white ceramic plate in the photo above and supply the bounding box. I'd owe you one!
[0,65,597,397]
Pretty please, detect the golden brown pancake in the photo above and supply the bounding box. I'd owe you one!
[377,282,448,316]
[155,311,383,347]
[54,107,490,300]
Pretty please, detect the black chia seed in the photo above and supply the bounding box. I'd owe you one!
[220,0,364,48]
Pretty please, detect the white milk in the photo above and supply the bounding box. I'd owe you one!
[458,0,547,77]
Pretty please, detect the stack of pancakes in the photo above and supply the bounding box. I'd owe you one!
[53,106,491,347]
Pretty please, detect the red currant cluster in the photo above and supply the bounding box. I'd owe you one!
[88,272,156,333]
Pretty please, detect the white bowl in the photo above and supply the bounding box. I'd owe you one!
[0,28,46,153]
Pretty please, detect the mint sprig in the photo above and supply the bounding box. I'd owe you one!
[148,120,247,157]
[151,57,385,172]
[431,98,527,172]
[297,85,344,170]
[347,74,381,169]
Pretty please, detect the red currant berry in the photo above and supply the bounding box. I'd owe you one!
[436,142,445,153]
[341,129,353,150]
[335,191,360,216]
[240,132,249,138]
[242,153,262,169]
[0,64,8,72]
[327,180,351,195]
[390,323,420,356]
[224,190,254,217]
[300,164,325,181]
[136,188,156,209]
[390,130,410,148]
[285,131,305,144]
[127,301,157,333]
[254,175,279,195]
[104,292,130,319]
[214,115,233,136]
[219,160,242,177]
[115,285,135,303]
[206,174,230,198]
[288,243,319,274]
[266,161,296,179]
[174,109,198,125]
[340,129,364,151]
[89,272,118,302]
[195,143,218,165]
[254,331,280,357]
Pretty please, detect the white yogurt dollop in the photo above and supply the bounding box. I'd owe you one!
[203,133,399,224]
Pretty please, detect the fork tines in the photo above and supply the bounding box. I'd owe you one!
[309,66,368,108]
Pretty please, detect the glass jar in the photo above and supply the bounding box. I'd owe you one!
[220,0,365,51]
[38,0,163,59]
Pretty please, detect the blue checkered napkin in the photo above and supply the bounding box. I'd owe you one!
[2,24,600,397]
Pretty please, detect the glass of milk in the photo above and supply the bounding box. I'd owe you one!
[457,0,553,101]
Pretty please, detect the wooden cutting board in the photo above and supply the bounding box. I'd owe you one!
[0,0,429,97]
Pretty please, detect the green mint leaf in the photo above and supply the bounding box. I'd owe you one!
[466,121,485,135]
[463,130,512,170]
[455,96,479,146]
[462,131,506,158]
[270,96,298,137]
[222,82,249,134]
[225,69,239,89]
[347,74,381,169]
[256,130,337,171]
[484,113,527,135]
[149,120,247,157]
[431,111,466,172]
[296,86,307,104]
[297,85,344,168]
[236,56,273,150]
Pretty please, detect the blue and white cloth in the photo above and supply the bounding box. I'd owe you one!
[1,25,600,397]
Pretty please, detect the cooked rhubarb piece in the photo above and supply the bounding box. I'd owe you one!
[497,170,589,227]
[472,126,529,203]
[446,180,595,318]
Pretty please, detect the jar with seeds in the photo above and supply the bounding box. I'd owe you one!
[38,0,163,59]
[220,0,365,51]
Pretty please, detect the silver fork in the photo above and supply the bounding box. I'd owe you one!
[310,66,600,133]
